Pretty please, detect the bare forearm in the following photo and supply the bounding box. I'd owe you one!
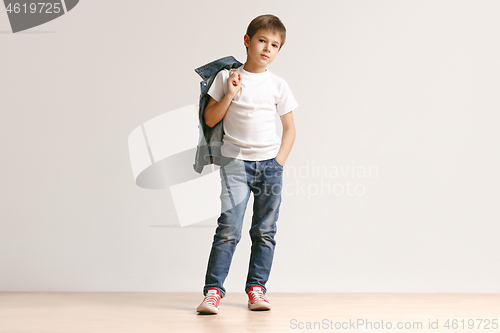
[204,94,234,128]
[276,128,296,165]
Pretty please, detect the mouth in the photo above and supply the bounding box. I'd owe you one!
[261,54,269,59]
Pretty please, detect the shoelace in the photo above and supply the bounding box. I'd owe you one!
[248,290,267,303]
[201,293,220,306]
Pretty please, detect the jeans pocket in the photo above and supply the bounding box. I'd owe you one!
[272,157,284,169]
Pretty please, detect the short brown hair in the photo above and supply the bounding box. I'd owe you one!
[246,14,286,50]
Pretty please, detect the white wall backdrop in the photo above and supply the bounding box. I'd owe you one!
[1,0,499,292]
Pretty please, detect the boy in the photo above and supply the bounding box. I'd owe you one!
[197,14,298,314]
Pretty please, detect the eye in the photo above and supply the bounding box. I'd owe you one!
[273,44,278,48]
[259,39,265,43]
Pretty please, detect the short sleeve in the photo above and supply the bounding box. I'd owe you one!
[276,80,298,116]
[207,70,228,102]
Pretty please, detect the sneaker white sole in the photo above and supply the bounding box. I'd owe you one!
[248,301,271,311]
[197,304,219,314]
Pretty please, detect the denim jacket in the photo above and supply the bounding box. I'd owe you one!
[192,56,243,174]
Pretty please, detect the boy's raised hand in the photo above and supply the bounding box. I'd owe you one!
[227,68,242,98]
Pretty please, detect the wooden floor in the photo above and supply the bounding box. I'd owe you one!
[1,292,499,332]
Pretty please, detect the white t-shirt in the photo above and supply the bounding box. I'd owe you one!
[207,65,298,161]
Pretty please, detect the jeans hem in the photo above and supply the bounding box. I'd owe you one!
[204,286,225,298]
[245,284,267,295]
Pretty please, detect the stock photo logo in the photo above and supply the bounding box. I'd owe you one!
[127,104,379,228]
[3,0,79,33]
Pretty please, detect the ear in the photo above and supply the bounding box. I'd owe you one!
[244,34,251,48]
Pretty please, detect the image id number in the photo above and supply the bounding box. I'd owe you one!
[6,2,62,14]
[444,318,498,330]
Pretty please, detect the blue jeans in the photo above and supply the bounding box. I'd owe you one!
[203,156,284,298]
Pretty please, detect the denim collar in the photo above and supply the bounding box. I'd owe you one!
[195,56,243,80]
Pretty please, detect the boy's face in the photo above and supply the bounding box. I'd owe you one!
[244,28,282,68]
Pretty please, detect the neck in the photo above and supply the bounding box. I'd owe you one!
[243,61,267,73]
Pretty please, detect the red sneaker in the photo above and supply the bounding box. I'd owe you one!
[197,288,221,314]
[247,285,271,310]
